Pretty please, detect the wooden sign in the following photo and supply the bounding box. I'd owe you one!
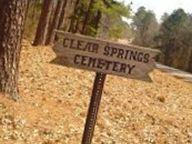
[52,31,160,144]
[52,31,159,81]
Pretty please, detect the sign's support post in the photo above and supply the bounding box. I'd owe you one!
[53,31,159,144]
[82,72,107,144]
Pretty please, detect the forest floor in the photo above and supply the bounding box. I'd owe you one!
[0,40,192,144]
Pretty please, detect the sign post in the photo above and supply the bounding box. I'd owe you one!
[52,31,160,144]
[82,72,106,144]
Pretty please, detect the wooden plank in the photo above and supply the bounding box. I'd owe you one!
[52,31,160,81]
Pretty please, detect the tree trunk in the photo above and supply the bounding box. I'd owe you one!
[0,0,28,100]
[33,0,54,46]
[68,0,80,32]
[57,0,68,30]
[81,0,95,34]
[54,0,68,41]
[63,0,76,32]
[92,10,102,34]
[46,0,66,45]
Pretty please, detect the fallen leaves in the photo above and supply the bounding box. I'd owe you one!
[0,40,192,143]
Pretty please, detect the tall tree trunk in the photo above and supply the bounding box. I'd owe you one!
[0,0,28,100]
[57,0,68,30]
[74,16,81,33]
[33,0,54,46]
[68,0,80,32]
[81,0,95,34]
[92,10,102,34]
[46,0,66,45]
[63,0,77,32]
[54,0,68,41]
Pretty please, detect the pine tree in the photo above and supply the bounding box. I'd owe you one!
[46,0,67,45]
[0,0,29,100]
[33,0,54,46]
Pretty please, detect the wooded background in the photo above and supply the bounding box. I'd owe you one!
[0,0,192,99]
[25,0,192,73]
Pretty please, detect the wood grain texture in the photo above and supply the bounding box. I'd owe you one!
[52,31,160,81]
[0,0,28,99]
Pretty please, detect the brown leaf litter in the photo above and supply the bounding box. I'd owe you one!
[0,40,192,144]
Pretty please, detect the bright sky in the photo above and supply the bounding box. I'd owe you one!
[117,0,192,21]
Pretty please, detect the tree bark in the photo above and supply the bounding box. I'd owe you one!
[57,0,68,30]
[33,0,54,46]
[0,0,28,100]
[68,0,80,32]
[81,0,95,34]
[92,10,102,34]
[54,0,68,41]
[46,0,66,45]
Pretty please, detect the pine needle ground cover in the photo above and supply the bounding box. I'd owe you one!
[0,40,192,144]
